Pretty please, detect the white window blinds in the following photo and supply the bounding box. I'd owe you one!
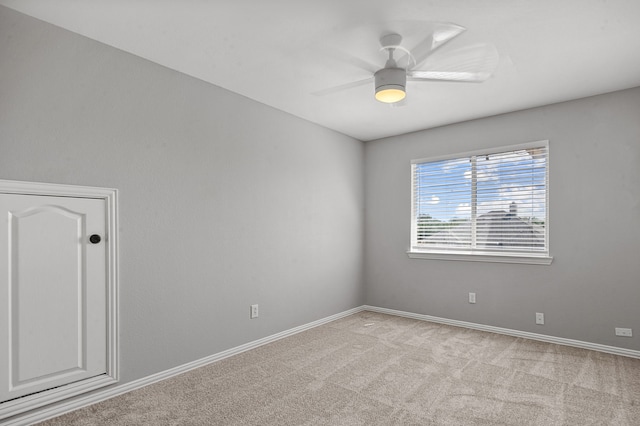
[411,142,548,257]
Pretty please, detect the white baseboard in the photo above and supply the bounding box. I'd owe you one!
[3,307,364,426]
[363,305,640,359]
[6,304,638,425]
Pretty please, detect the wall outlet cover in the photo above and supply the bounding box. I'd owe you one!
[615,328,632,337]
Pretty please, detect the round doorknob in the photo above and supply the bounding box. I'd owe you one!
[89,234,102,244]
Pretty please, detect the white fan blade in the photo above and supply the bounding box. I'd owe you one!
[409,22,466,67]
[312,77,373,96]
[315,44,379,74]
[407,70,490,82]
[390,98,408,108]
[408,43,499,82]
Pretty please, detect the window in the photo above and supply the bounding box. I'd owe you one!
[409,141,551,264]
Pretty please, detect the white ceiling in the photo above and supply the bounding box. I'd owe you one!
[2,0,640,141]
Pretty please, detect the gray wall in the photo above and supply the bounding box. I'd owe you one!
[365,87,640,350]
[0,7,365,384]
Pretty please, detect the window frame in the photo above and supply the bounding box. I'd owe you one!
[408,140,553,265]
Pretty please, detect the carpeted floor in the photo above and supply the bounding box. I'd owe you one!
[38,311,640,425]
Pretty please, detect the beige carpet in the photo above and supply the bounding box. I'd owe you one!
[38,311,640,425]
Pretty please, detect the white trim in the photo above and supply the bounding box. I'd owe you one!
[411,139,549,164]
[362,305,640,359]
[4,307,364,426]
[0,376,117,422]
[545,142,551,260]
[0,180,119,420]
[6,304,639,425]
[407,250,553,265]
[105,188,119,384]
[0,179,116,199]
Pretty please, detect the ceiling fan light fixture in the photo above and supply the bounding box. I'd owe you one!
[375,87,406,103]
[374,67,406,103]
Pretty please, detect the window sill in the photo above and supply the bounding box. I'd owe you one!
[407,250,553,265]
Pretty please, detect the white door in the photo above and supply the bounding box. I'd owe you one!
[0,194,107,403]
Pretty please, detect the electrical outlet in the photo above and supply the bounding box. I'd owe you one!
[469,293,476,304]
[250,304,259,319]
[615,328,632,337]
[535,312,544,325]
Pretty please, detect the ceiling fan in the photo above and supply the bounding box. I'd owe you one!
[314,23,499,104]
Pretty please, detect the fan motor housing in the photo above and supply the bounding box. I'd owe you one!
[374,67,407,103]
